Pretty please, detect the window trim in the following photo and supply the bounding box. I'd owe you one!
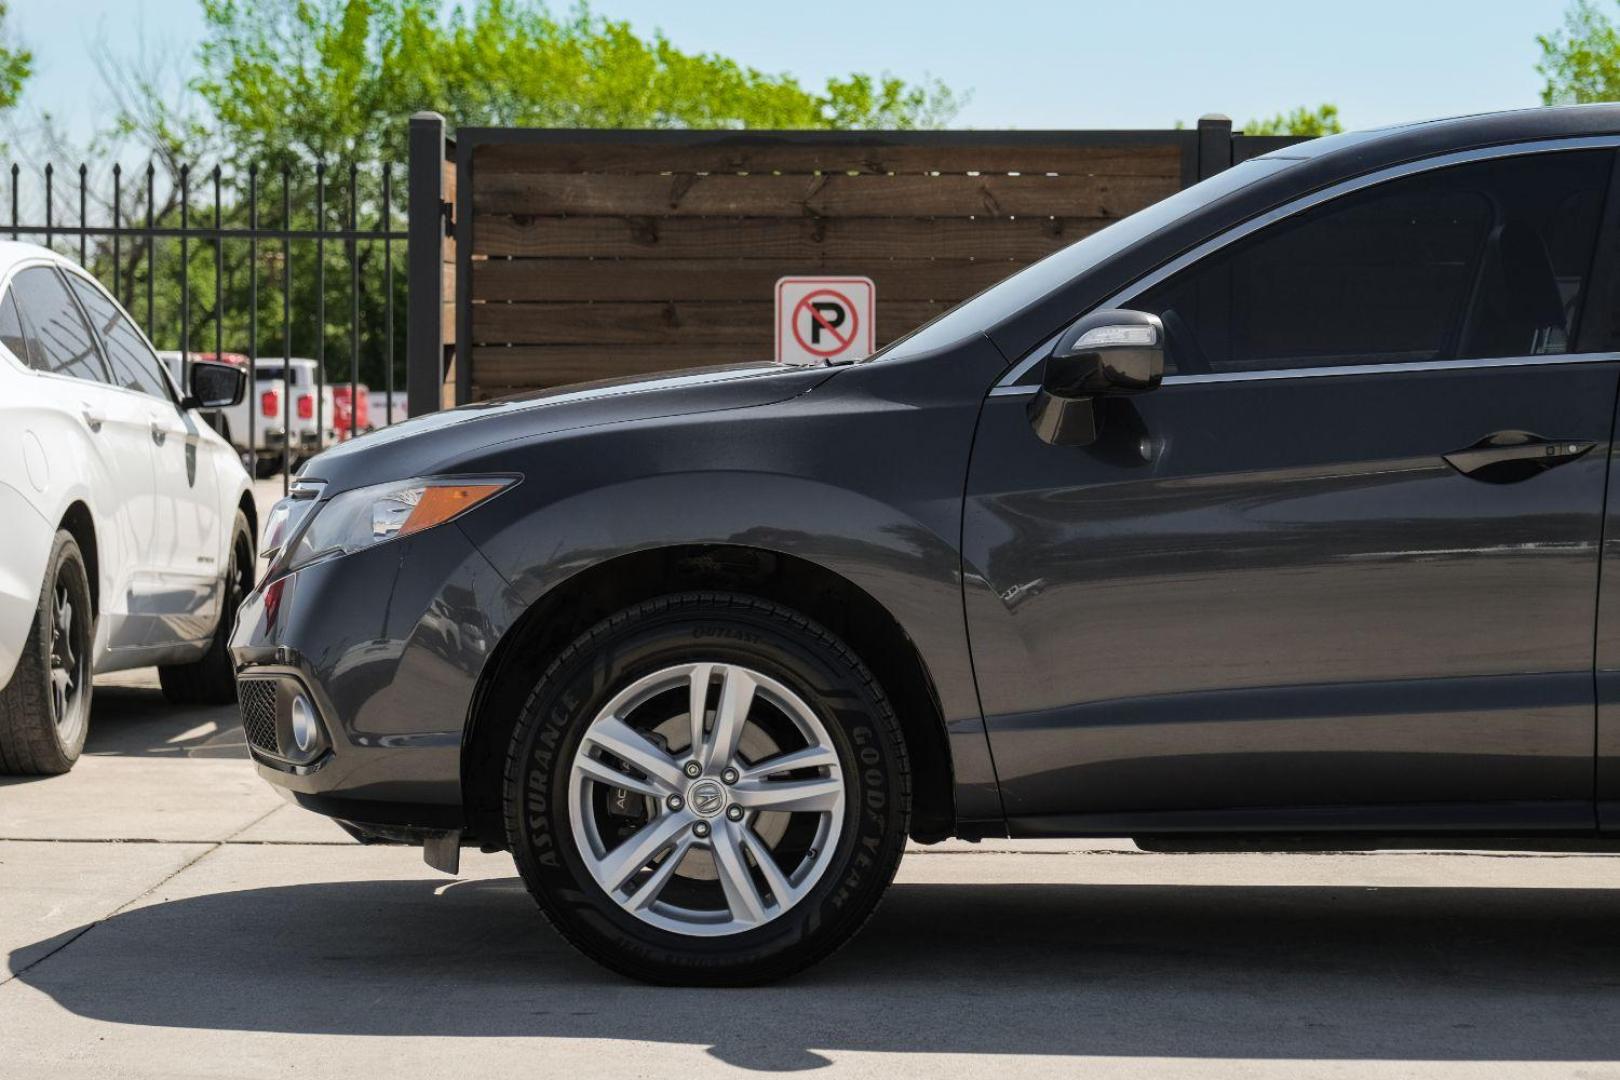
[60,265,181,405]
[992,135,1620,396]
[4,261,116,386]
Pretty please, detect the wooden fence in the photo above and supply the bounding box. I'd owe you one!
[407,115,1304,409]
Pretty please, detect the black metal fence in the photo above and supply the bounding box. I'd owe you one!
[9,159,409,490]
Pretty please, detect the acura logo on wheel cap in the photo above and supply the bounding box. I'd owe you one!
[689,779,726,818]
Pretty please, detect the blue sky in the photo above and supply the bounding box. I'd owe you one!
[8,0,1583,145]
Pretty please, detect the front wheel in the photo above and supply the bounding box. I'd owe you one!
[503,593,910,985]
[159,510,253,705]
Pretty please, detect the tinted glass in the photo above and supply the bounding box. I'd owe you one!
[66,273,172,399]
[0,289,26,365]
[1132,150,1613,374]
[10,266,107,382]
[876,157,1299,362]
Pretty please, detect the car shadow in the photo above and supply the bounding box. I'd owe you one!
[79,677,245,759]
[9,875,1620,1068]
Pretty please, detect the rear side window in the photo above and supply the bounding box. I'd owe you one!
[10,266,108,383]
[1132,150,1613,374]
[66,273,173,400]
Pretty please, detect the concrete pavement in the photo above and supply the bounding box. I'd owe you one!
[4,668,1620,1078]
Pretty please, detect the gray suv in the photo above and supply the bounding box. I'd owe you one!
[234,106,1620,984]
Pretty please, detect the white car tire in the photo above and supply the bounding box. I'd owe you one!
[0,530,93,775]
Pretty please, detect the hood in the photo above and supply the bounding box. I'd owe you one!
[301,361,836,492]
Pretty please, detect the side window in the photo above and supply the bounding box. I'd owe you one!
[0,289,27,365]
[66,273,173,400]
[1132,150,1614,374]
[10,266,108,383]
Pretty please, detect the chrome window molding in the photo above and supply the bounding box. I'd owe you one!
[986,351,1620,397]
[994,135,1620,392]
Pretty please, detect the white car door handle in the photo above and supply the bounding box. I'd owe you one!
[149,421,167,446]
[80,407,103,432]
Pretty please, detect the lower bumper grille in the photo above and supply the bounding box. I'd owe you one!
[238,679,279,754]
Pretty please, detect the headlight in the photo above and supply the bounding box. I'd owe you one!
[271,476,515,573]
[260,479,325,566]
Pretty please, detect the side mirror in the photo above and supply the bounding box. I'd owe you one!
[184,359,247,410]
[1029,309,1165,446]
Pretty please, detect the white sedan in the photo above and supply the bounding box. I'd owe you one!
[0,243,254,774]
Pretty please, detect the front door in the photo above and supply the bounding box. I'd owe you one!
[964,147,1619,833]
[66,272,222,648]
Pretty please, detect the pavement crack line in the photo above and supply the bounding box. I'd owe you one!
[0,803,286,988]
[4,835,1616,860]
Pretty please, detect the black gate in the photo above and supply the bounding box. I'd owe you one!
[7,158,408,490]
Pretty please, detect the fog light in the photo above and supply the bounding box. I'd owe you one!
[290,693,318,754]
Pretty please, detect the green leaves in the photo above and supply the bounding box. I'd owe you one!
[192,0,962,165]
[0,1,32,112]
[1242,104,1343,137]
[1538,0,1620,105]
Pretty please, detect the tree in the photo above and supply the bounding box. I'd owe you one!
[69,0,963,396]
[1538,0,1620,103]
[193,0,962,167]
[0,2,30,113]
[1242,103,1342,137]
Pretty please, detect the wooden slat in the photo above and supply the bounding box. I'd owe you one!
[473,171,1178,218]
[472,139,1183,176]
[472,300,948,346]
[473,258,1019,303]
[472,344,776,392]
[441,353,457,409]
[474,214,1108,260]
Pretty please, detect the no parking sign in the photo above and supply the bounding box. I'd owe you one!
[775,276,875,365]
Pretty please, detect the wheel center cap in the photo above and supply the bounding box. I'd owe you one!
[687,779,727,819]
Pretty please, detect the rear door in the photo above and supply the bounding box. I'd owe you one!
[964,147,1620,833]
[9,264,157,651]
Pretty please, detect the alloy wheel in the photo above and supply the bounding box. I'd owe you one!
[567,661,846,937]
[48,577,87,739]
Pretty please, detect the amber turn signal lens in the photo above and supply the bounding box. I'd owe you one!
[399,484,508,538]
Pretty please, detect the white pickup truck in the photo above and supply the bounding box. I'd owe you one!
[158,353,335,476]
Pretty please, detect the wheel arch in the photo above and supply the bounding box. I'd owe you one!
[57,500,98,616]
[237,491,258,559]
[461,543,957,850]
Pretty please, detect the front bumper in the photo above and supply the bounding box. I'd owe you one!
[229,516,525,838]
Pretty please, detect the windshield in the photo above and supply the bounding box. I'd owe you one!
[872,157,1298,361]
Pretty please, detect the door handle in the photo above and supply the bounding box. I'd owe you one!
[80,407,102,432]
[149,421,167,446]
[1442,430,1594,483]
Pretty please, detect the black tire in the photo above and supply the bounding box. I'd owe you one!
[503,592,911,985]
[159,510,253,705]
[252,456,279,480]
[0,530,94,775]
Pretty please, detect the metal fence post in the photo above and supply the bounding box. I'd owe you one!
[1196,114,1234,181]
[407,111,448,418]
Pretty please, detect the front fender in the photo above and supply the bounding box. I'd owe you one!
[452,350,1006,824]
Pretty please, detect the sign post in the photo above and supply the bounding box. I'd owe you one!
[775,276,876,365]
